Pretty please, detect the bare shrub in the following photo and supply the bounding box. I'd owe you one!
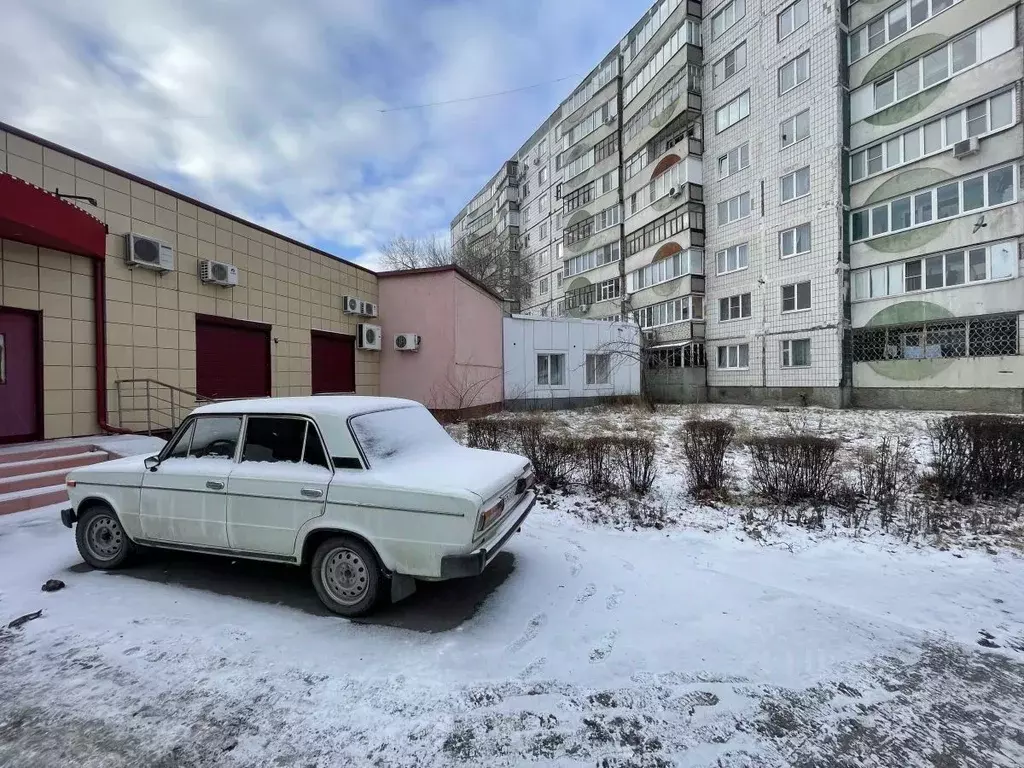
[610,436,658,496]
[531,436,581,488]
[927,415,1024,500]
[926,417,975,501]
[747,435,840,503]
[679,419,734,497]
[625,499,670,529]
[854,435,918,529]
[506,417,545,463]
[466,419,504,451]
[581,436,615,490]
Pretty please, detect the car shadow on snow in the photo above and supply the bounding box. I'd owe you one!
[68,550,516,633]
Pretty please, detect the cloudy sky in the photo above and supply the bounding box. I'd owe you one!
[1,0,652,269]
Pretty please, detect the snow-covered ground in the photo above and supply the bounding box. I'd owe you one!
[3,496,1024,766]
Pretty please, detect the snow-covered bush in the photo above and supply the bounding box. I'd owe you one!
[679,419,734,497]
[747,435,840,503]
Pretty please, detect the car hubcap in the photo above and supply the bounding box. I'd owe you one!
[85,515,124,561]
[321,548,369,606]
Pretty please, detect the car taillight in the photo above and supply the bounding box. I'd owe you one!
[478,499,505,531]
[516,473,535,495]
[65,479,76,488]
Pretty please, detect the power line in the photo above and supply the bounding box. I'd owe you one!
[377,73,581,113]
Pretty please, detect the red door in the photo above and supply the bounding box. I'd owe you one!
[311,331,355,394]
[0,308,42,443]
[195,315,271,399]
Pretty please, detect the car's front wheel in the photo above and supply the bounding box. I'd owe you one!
[76,505,136,569]
[311,537,383,617]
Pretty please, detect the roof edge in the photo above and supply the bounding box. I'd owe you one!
[377,264,506,304]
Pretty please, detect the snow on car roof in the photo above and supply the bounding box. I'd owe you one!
[192,395,421,421]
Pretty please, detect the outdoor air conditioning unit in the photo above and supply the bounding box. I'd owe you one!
[533,157,540,166]
[362,301,378,318]
[578,303,590,314]
[952,137,980,159]
[125,233,174,272]
[669,186,682,199]
[343,296,361,314]
[394,333,421,352]
[198,259,238,287]
[358,323,382,351]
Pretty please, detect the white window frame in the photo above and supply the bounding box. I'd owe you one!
[633,295,704,329]
[778,51,810,96]
[717,192,751,225]
[715,91,750,133]
[850,90,1017,183]
[712,0,746,39]
[716,243,749,275]
[713,41,747,87]
[781,338,811,368]
[563,242,621,277]
[536,353,566,387]
[585,353,612,386]
[781,109,810,148]
[627,249,704,292]
[597,277,621,303]
[780,223,811,258]
[849,0,965,64]
[624,20,701,104]
[717,142,750,179]
[717,344,750,370]
[850,164,1018,241]
[781,281,812,313]
[778,0,809,41]
[781,166,811,203]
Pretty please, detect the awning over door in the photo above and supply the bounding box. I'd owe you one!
[0,172,105,258]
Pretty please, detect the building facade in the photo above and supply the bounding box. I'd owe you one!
[452,0,1024,411]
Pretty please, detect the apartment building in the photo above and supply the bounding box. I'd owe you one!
[451,0,1024,410]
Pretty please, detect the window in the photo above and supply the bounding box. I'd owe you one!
[598,278,620,302]
[564,183,593,213]
[850,165,1018,240]
[624,147,650,181]
[874,74,895,110]
[716,91,750,133]
[240,417,329,469]
[625,205,703,256]
[350,406,454,465]
[557,271,564,288]
[778,52,810,95]
[634,295,704,328]
[781,167,810,203]
[780,223,811,258]
[851,243,1019,299]
[712,0,745,38]
[717,344,750,369]
[623,19,701,103]
[852,315,1018,362]
[539,278,549,294]
[564,242,620,277]
[178,416,242,459]
[716,243,749,274]
[585,354,611,385]
[648,343,706,369]
[628,249,703,291]
[538,167,548,184]
[717,192,751,225]
[537,354,566,386]
[781,281,811,312]
[624,65,702,143]
[778,0,808,39]
[623,0,684,66]
[849,0,965,63]
[718,143,750,179]
[713,42,747,87]
[564,203,621,245]
[719,293,752,320]
[594,134,618,164]
[781,109,810,147]
[781,339,811,367]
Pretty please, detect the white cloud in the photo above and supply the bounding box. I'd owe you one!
[0,0,652,269]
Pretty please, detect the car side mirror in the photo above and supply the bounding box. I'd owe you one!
[144,455,161,472]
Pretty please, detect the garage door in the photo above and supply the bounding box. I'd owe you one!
[195,315,271,399]
[311,331,355,394]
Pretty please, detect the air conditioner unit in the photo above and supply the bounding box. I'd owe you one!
[578,303,590,314]
[363,301,378,318]
[124,233,174,272]
[343,296,361,314]
[358,323,382,351]
[533,157,540,166]
[198,259,238,287]
[669,186,682,199]
[394,333,421,351]
[952,137,980,159]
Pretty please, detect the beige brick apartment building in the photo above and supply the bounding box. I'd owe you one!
[0,123,379,444]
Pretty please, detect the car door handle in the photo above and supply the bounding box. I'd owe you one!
[206,480,225,491]
[300,488,324,499]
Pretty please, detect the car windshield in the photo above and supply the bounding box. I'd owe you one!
[349,406,455,465]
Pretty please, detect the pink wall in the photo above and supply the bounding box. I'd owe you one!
[378,269,503,411]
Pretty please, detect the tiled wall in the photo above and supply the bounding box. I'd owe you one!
[0,128,378,439]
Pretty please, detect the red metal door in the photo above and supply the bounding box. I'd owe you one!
[0,308,42,443]
[195,315,271,399]
[311,331,355,394]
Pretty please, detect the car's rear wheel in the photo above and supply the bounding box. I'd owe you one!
[311,537,382,617]
[76,505,136,569]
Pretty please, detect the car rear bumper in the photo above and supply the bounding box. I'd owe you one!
[440,491,536,579]
[60,507,77,529]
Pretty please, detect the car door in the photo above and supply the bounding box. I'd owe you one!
[139,415,241,548]
[225,416,332,556]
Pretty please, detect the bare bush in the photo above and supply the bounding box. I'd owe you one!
[747,435,840,503]
[679,419,734,497]
[926,417,975,501]
[927,415,1024,500]
[610,436,658,496]
[854,435,918,529]
[466,419,504,451]
[581,436,615,490]
[531,436,581,488]
[510,417,545,467]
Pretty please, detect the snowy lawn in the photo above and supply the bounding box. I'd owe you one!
[3,487,1024,766]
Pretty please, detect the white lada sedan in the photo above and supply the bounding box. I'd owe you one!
[61,396,536,617]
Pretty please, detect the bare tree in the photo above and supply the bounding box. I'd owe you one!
[378,234,533,305]
[428,362,503,419]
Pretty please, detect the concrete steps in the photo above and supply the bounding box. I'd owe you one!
[0,445,111,516]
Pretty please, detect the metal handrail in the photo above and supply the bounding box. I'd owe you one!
[114,378,213,436]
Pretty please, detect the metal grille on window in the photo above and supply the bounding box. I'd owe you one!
[852,315,1018,362]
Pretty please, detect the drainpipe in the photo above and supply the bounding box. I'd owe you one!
[92,257,132,434]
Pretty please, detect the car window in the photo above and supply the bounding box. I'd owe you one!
[303,423,331,470]
[188,416,242,459]
[242,417,305,463]
[349,406,455,465]
[165,421,195,459]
